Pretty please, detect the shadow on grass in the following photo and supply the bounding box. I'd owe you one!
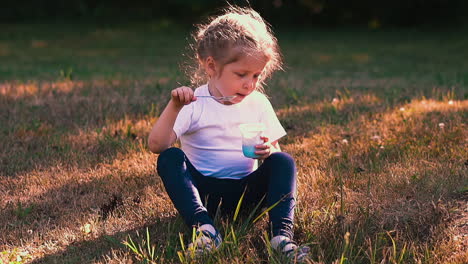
[29,216,182,264]
[2,167,149,224]
[1,164,187,263]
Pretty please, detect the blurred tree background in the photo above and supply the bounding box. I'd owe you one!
[2,0,468,27]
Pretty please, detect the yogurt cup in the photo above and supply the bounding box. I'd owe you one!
[239,123,265,158]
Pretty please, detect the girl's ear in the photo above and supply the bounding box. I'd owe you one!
[203,56,217,79]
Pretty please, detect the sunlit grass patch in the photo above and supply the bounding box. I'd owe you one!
[351,53,371,64]
[280,96,466,262]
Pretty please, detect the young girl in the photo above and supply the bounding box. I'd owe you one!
[148,5,309,262]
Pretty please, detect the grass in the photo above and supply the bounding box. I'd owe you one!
[0,20,467,263]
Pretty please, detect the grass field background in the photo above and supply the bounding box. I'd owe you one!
[0,21,467,263]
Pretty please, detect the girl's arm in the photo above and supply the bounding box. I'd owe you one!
[148,86,196,154]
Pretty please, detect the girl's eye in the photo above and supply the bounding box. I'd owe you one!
[253,74,260,79]
[236,73,246,77]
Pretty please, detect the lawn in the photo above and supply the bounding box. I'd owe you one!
[0,21,467,263]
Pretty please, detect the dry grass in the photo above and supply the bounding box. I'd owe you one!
[1,24,467,263]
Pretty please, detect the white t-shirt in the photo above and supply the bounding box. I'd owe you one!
[173,84,287,179]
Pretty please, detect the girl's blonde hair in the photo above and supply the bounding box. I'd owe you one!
[185,5,283,91]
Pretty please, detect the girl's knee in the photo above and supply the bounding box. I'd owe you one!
[156,147,185,175]
[265,152,297,181]
[267,152,295,167]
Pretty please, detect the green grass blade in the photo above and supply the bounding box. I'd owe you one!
[398,243,407,264]
[123,236,142,258]
[179,232,185,251]
[233,187,246,223]
[253,193,289,223]
[146,227,151,259]
[387,231,397,262]
[177,251,186,264]
[231,225,237,244]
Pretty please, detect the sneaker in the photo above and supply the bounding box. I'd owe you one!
[187,224,222,256]
[271,235,310,263]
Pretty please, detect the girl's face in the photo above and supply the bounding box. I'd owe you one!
[206,53,268,104]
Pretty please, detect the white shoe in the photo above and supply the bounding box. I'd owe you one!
[271,235,310,263]
[187,224,222,256]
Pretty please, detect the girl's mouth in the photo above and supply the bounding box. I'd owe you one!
[236,93,247,99]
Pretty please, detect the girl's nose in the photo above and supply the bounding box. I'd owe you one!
[243,79,255,90]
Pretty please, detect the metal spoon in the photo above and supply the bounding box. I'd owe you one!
[196,95,237,102]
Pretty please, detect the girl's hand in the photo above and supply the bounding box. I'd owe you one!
[254,136,272,160]
[171,86,197,108]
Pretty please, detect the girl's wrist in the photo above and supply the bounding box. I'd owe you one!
[168,99,184,111]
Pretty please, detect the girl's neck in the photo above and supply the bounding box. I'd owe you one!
[207,81,234,105]
[207,81,222,97]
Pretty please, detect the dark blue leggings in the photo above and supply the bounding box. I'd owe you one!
[156,147,297,238]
